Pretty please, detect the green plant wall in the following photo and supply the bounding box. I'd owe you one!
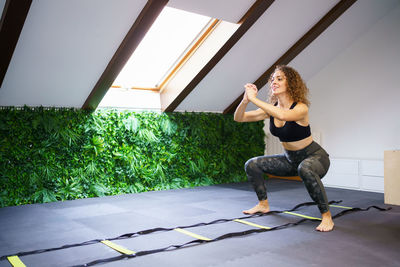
[0,107,264,207]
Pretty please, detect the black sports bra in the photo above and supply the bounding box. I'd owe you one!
[269,102,311,142]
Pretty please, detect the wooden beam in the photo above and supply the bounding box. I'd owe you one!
[162,0,275,112]
[223,0,357,114]
[0,0,32,87]
[82,0,168,110]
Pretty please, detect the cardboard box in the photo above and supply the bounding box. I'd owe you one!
[384,150,400,205]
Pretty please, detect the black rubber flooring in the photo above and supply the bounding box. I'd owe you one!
[1,178,399,267]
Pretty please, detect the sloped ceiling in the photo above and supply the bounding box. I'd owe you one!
[1,0,399,111]
[176,0,341,112]
[0,0,148,107]
[290,0,400,81]
[177,0,399,112]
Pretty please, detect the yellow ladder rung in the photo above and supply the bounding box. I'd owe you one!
[101,240,135,255]
[174,228,211,241]
[283,211,321,220]
[7,256,26,267]
[330,204,353,210]
[233,219,271,229]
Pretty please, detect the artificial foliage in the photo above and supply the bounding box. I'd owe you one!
[0,107,264,207]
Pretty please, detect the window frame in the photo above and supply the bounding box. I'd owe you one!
[111,16,220,92]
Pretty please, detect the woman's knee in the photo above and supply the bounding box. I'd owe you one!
[298,161,312,179]
[244,157,260,175]
[298,157,329,179]
[298,160,330,213]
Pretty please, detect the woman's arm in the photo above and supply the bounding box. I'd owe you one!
[245,84,308,121]
[250,97,308,121]
[234,91,268,122]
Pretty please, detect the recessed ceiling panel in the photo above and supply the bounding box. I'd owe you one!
[167,0,254,23]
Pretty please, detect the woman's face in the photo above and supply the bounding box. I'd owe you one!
[270,70,288,96]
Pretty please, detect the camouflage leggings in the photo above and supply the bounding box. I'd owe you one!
[245,141,330,213]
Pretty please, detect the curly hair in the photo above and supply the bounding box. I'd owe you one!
[267,65,310,106]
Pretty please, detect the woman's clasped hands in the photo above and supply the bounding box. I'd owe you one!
[244,83,258,102]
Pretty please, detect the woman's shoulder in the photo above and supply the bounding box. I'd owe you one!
[293,102,309,110]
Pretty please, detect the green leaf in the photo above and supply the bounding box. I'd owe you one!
[160,117,176,135]
[123,117,140,133]
[137,129,159,143]
[33,188,58,203]
[90,183,109,197]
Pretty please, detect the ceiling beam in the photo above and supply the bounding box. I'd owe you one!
[223,0,357,114]
[0,0,32,87]
[162,0,275,112]
[82,0,168,110]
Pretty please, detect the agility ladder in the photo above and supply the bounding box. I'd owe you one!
[0,200,391,267]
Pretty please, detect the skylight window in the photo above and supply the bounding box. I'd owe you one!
[113,7,213,90]
[99,6,240,111]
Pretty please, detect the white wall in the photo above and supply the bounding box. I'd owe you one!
[307,3,400,192]
[308,3,400,159]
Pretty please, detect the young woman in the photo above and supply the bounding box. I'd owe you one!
[234,65,334,232]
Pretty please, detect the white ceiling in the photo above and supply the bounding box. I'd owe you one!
[0,0,147,107]
[167,0,255,23]
[290,0,400,82]
[177,0,400,112]
[1,0,399,111]
[177,0,340,112]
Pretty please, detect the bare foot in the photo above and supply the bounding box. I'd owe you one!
[243,200,270,214]
[316,211,334,232]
